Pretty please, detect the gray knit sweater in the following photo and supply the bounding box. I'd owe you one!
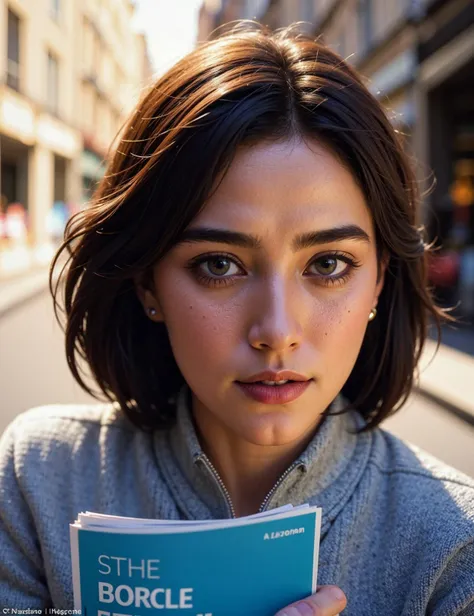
[1,386,473,614]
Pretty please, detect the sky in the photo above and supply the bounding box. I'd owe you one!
[132,0,205,77]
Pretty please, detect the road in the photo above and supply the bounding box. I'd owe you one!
[1,289,474,478]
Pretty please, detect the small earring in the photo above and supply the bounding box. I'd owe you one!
[148,307,157,317]
[368,307,377,322]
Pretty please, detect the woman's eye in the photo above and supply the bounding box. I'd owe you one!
[308,256,348,277]
[201,257,241,277]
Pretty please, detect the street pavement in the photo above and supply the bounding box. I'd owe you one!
[384,393,474,478]
[1,287,473,478]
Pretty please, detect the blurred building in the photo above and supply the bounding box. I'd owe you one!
[78,0,153,204]
[0,0,82,256]
[0,0,152,272]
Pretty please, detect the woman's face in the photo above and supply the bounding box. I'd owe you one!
[141,137,385,447]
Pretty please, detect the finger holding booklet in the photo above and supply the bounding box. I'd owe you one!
[71,505,321,615]
[1,20,474,616]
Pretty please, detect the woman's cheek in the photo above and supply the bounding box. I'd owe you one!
[316,298,371,374]
[165,298,236,372]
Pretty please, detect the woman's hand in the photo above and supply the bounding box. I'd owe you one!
[274,585,347,616]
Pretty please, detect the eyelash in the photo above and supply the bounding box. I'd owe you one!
[186,251,362,289]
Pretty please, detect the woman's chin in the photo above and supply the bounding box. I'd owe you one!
[237,414,316,448]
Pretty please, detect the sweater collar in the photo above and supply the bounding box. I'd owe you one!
[154,383,373,535]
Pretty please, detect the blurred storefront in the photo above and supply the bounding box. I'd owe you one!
[416,0,474,319]
[1,134,29,229]
[0,83,81,275]
[0,90,34,272]
[0,0,153,279]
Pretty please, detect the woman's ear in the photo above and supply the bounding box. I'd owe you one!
[134,275,165,322]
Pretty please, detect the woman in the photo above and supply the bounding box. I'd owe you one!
[0,24,473,615]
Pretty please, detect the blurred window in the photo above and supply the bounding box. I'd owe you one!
[7,9,21,91]
[83,18,94,75]
[357,0,373,56]
[51,0,60,21]
[47,51,59,115]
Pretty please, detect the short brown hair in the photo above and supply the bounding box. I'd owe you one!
[51,23,449,433]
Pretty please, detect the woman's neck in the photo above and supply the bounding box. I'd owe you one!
[192,404,322,517]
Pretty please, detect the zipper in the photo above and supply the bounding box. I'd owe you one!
[258,461,304,513]
[197,454,236,519]
[197,454,305,517]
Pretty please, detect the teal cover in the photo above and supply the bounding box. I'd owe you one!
[71,508,321,616]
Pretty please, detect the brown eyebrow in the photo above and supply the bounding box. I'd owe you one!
[177,224,370,251]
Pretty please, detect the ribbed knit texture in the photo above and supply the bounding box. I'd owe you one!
[1,387,473,614]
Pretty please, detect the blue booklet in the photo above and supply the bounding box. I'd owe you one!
[70,505,322,615]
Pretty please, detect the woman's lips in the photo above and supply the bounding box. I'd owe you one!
[235,380,312,404]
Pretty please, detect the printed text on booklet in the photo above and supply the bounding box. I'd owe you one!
[98,555,193,610]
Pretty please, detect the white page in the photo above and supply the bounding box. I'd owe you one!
[73,505,320,535]
[77,504,309,529]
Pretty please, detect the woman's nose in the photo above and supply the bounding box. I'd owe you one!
[247,277,303,352]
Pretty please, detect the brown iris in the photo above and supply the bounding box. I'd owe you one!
[313,256,338,275]
[207,257,232,276]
